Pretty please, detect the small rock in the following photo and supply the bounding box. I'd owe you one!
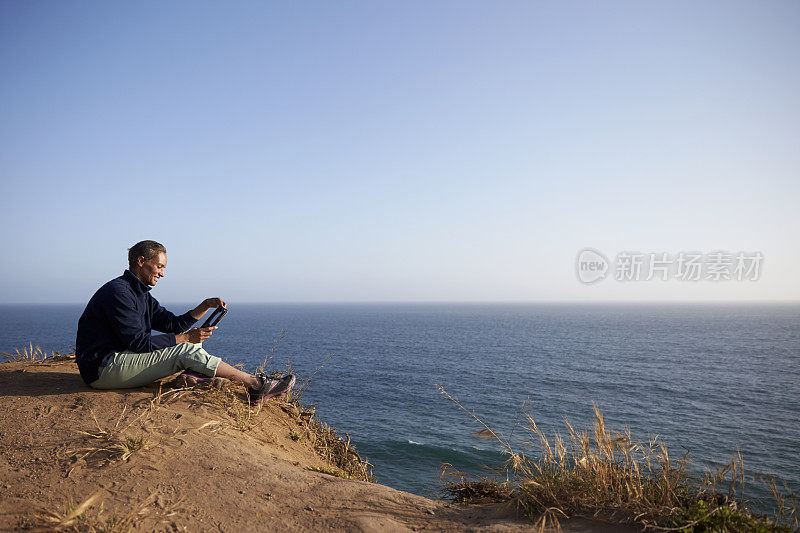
[238,490,245,495]
[426,509,435,515]
[304,506,313,512]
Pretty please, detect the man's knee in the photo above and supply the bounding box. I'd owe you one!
[175,346,219,377]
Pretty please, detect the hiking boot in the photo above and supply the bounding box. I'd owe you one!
[176,370,230,390]
[247,373,296,405]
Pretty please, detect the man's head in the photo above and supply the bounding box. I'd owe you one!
[128,240,167,287]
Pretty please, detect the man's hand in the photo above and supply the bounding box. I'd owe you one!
[176,327,217,344]
[191,297,227,320]
[202,297,226,309]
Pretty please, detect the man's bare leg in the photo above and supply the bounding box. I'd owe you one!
[214,360,260,389]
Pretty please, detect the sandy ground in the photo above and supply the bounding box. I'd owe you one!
[0,360,638,532]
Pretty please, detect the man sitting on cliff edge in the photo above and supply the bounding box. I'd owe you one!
[75,239,293,403]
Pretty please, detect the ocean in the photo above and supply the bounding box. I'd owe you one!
[1,302,798,513]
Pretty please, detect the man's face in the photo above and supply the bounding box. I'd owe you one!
[136,252,167,286]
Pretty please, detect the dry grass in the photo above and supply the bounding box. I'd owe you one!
[35,491,182,532]
[68,407,150,466]
[305,415,375,482]
[163,355,375,483]
[284,351,335,402]
[175,381,258,431]
[440,464,514,504]
[767,478,799,531]
[307,465,354,479]
[37,491,104,531]
[257,329,285,375]
[252,339,372,482]
[2,342,75,363]
[279,352,374,483]
[436,385,798,532]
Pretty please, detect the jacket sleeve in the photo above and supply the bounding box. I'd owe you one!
[103,288,177,353]
[150,296,198,334]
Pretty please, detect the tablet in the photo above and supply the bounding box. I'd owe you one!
[201,306,228,328]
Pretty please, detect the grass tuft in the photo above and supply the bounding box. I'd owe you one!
[440,464,514,504]
[37,491,181,532]
[307,465,354,479]
[280,353,374,483]
[1,342,75,363]
[38,491,104,530]
[436,384,798,532]
[69,407,150,465]
[304,416,375,483]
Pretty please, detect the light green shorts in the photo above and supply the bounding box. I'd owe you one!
[90,343,221,389]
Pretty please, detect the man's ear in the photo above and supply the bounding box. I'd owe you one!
[136,256,146,267]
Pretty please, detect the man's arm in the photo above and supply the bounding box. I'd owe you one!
[188,297,227,320]
[151,299,197,336]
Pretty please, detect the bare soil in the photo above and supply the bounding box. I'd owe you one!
[0,361,636,532]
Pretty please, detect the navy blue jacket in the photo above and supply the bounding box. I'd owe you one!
[75,270,197,385]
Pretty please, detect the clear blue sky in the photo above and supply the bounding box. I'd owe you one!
[1,1,798,303]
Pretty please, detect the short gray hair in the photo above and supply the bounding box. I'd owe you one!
[128,240,166,269]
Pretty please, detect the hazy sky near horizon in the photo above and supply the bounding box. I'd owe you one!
[1,1,798,303]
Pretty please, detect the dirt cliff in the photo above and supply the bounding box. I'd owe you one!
[0,360,629,532]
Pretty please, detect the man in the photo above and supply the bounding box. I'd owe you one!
[76,240,293,404]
